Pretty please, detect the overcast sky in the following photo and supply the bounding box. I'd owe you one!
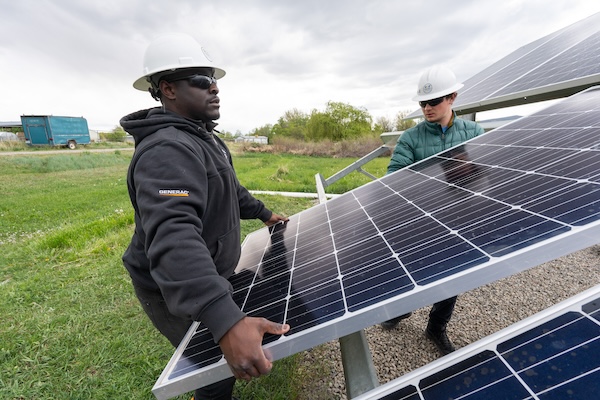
[2,1,600,133]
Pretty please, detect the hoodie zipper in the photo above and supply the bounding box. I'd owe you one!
[210,132,229,159]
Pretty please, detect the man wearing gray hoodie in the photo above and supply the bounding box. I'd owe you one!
[121,33,289,400]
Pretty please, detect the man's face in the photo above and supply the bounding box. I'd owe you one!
[419,95,454,124]
[163,68,221,122]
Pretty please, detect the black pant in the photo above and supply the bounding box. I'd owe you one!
[428,296,458,328]
[132,282,236,400]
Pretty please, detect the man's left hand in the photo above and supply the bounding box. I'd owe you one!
[265,212,289,226]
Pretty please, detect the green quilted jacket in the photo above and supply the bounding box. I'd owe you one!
[387,112,484,173]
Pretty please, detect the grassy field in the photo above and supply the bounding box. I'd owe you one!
[0,140,136,152]
[0,149,389,399]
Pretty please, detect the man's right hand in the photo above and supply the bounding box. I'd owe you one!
[218,316,290,381]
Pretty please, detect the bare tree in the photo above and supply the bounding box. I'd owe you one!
[374,116,394,133]
[394,110,418,131]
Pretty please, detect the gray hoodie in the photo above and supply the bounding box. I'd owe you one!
[121,107,272,343]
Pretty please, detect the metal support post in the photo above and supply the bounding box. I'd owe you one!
[339,330,380,397]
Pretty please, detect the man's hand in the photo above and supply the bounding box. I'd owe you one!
[265,212,289,226]
[219,316,290,381]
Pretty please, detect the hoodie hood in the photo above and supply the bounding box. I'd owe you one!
[120,107,218,146]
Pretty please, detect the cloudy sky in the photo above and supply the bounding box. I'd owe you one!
[2,0,600,134]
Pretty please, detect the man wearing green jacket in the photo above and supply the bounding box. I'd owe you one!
[382,65,484,355]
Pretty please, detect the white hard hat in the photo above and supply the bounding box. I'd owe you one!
[133,32,226,91]
[412,65,464,101]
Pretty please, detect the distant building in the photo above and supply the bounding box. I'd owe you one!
[234,135,268,144]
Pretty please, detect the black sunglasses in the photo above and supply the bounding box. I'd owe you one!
[169,74,217,90]
[419,96,445,108]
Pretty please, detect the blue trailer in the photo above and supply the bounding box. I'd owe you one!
[21,115,91,149]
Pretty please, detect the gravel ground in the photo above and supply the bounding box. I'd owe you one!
[297,244,600,399]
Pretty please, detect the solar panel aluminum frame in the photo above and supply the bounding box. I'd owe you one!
[453,73,600,116]
[352,283,600,400]
[152,86,600,399]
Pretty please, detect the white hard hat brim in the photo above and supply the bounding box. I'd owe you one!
[412,82,464,101]
[133,66,226,91]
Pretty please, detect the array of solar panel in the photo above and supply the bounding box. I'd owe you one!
[407,12,600,119]
[152,86,600,399]
[354,284,600,400]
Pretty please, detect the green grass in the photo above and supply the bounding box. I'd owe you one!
[232,152,388,194]
[0,140,135,152]
[3,151,133,174]
[0,149,388,399]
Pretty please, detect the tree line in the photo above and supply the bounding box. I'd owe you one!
[221,101,417,142]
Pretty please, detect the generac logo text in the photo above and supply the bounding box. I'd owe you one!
[158,189,190,197]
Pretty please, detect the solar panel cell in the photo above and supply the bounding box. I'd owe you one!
[343,257,413,312]
[537,150,600,180]
[243,269,289,311]
[365,197,424,232]
[536,370,600,400]
[479,174,573,207]
[582,297,600,315]
[391,231,488,284]
[433,196,510,230]
[286,280,345,334]
[421,351,528,400]
[523,183,600,225]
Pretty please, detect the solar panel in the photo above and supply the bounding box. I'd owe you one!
[353,284,600,400]
[152,86,600,399]
[407,12,600,119]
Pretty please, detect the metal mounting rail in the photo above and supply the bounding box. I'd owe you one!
[315,144,392,204]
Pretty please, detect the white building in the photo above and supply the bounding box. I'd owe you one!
[234,135,268,144]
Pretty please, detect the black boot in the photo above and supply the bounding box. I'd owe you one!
[380,312,412,330]
[425,321,455,355]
